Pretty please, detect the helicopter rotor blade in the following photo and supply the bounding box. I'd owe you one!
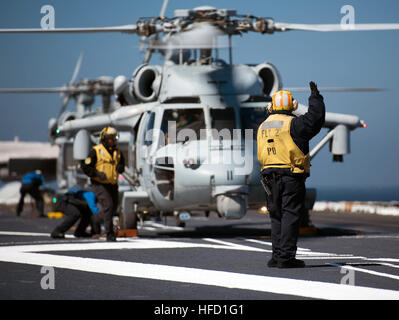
[159,0,169,18]
[70,52,84,85]
[274,22,399,32]
[57,52,84,117]
[0,87,76,93]
[285,87,384,93]
[57,94,72,119]
[0,25,138,34]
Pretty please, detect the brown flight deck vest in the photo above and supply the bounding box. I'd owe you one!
[91,144,121,184]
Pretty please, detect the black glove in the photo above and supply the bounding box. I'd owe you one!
[96,171,107,181]
[309,81,319,95]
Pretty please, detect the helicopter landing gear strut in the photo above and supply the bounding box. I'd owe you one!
[120,202,138,230]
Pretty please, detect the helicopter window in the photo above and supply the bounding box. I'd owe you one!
[210,108,236,140]
[240,107,268,139]
[143,112,156,146]
[161,108,206,143]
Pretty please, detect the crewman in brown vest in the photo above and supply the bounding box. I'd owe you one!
[81,126,125,241]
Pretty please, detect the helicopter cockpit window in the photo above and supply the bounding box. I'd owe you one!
[210,108,237,140]
[240,107,268,139]
[161,108,206,144]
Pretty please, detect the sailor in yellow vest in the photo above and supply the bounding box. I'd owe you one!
[257,82,325,268]
[81,126,125,241]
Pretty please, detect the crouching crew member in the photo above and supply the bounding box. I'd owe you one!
[17,170,45,218]
[81,126,125,242]
[51,185,100,239]
[257,82,325,268]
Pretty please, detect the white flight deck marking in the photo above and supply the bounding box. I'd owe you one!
[245,238,311,251]
[245,238,365,259]
[369,258,399,263]
[246,239,399,281]
[203,238,268,252]
[0,234,399,299]
[141,221,184,231]
[0,231,75,238]
[0,247,398,300]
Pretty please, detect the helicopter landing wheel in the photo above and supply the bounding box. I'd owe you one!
[176,219,186,228]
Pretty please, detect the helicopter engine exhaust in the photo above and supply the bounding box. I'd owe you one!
[114,75,136,105]
[251,62,282,96]
[132,64,162,102]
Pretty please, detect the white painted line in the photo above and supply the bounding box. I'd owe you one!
[245,238,273,246]
[341,261,399,270]
[339,235,399,239]
[369,262,399,270]
[299,256,366,260]
[368,258,399,263]
[144,222,184,231]
[3,239,226,253]
[141,227,157,231]
[245,239,311,251]
[0,249,398,300]
[202,238,268,252]
[0,231,75,238]
[296,251,344,257]
[0,238,398,299]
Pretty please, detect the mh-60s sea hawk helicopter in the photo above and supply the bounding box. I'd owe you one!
[1,4,398,229]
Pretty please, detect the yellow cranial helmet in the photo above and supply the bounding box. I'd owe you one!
[267,90,298,112]
[100,126,118,143]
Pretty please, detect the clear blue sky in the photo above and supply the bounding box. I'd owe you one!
[0,0,398,190]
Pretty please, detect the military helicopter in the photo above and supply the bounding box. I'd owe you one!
[1,4,398,229]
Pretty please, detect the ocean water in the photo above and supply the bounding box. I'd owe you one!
[312,186,399,202]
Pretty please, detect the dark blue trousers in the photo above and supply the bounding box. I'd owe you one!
[264,174,306,263]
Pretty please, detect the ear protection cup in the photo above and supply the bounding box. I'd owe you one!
[292,99,298,111]
[266,102,273,113]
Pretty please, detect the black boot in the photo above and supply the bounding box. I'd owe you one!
[277,259,305,269]
[51,230,65,239]
[106,233,116,242]
[267,258,278,268]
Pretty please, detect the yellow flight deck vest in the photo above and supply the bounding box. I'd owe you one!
[91,144,121,184]
[257,113,310,175]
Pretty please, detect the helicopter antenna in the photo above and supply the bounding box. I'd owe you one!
[228,34,232,65]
